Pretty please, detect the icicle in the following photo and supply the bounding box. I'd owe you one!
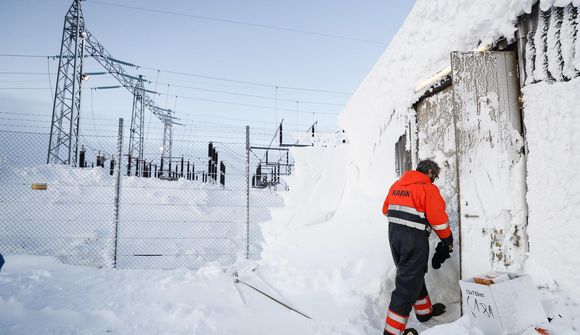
[540,0,556,11]
[534,9,551,82]
[561,5,578,79]
[554,0,572,7]
[526,7,539,85]
[525,27,537,85]
[547,7,564,81]
[573,4,580,72]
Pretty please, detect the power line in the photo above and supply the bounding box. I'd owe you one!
[0,111,337,133]
[85,0,386,46]
[2,85,340,115]
[152,82,346,106]
[124,88,340,116]
[0,87,51,90]
[0,53,51,58]
[0,74,347,106]
[0,80,47,83]
[0,123,314,138]
[46,57,54,100]
[89,89,106,150]
[138,65,353,94]
[164,94,340,116]
[0,71,55,75]
[0,54,353,95]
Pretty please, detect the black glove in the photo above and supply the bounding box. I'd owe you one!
[432,242,451,269]
[440,235,453,249]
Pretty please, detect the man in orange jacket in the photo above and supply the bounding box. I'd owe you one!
[381,159,453,335]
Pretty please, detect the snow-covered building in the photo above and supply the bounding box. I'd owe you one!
[2,1,579,334]
[330,0,580,330]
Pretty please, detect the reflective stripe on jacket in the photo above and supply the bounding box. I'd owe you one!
[382,170,451,239]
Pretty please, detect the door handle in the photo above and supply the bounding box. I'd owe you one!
[464,214,480,218]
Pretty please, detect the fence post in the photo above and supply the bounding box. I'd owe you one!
[245,125,250,259]
[112,118,124,269]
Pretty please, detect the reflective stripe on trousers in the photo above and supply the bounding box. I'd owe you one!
[414,294,432,316]
[384,309,408,335]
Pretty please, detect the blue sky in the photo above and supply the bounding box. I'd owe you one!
[0,0,414,148]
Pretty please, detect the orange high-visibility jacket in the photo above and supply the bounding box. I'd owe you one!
[382,170,451,240]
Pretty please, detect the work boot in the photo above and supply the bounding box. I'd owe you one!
[416,303,446,322]
[383,329,418,335]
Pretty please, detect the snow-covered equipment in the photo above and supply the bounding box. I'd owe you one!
[459,273,546,334]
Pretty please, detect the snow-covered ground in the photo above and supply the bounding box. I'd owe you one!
[0,163,281,269]
[2,145,578,334]
[2,0,580,334]
[0,146,463,335]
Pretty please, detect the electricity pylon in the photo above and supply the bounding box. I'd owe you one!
[161,114,174,174]
[127,75,145,175]
[47,0,86,166]
[47,0,179,167]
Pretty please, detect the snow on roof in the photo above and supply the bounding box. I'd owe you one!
[335,0,569,173]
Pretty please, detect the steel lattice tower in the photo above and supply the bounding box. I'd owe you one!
[47,0,86,166]
[128,75,145,174]
[161,115,173,174]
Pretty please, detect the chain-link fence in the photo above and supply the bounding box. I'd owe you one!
[0,120,288,270]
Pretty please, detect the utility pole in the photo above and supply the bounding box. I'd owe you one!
[47,0,86,166]
[245,126,250,259]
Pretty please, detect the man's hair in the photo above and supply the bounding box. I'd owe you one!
[416,159,440,176]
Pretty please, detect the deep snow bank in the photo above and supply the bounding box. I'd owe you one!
[258,145,460,332]
[259,0,580,332]
[334,0,580,305]
[260,146,394,331]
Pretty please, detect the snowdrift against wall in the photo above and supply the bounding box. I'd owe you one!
[260,0,580,332]
[333,0,580,301]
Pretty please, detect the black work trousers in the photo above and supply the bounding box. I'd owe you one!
[388,222,430,316]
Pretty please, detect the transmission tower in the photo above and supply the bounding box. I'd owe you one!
[47,0,180,167]
[47,0,86,166]
[127,75,145,175]
[161,115,173,174]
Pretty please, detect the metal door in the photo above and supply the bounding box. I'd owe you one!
[451,51,528,279]
[415,85,461,311]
